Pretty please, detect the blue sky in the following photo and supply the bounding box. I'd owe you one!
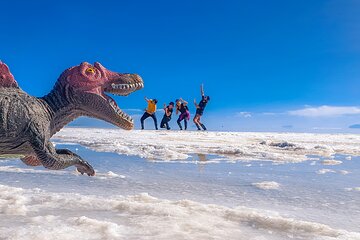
[1,0,360,132]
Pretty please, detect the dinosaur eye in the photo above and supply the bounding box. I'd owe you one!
[86,68,95,74]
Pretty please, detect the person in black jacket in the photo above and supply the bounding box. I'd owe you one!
[160,102,174,130]
[193,84,210,130]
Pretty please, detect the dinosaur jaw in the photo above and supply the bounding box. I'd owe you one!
[106,81,144,96]
[102,94,134,130]
[101,74,144,130]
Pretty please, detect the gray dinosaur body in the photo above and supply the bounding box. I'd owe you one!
[0,61,143,175]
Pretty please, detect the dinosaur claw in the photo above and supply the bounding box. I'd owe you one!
[75,159,95,177]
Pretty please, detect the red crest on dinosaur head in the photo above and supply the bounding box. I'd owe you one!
[0,61,19,88]
[58,62,105,91]
[57,62,131,96]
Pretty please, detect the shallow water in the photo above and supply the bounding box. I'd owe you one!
[0,143,359,240]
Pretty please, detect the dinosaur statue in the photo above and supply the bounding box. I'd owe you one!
[0,61,143,176]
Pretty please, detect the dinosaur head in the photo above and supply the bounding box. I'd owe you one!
[0,61,18,88]
[56,62,143,130]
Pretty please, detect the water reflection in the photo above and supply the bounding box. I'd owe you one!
[197,153,207,172]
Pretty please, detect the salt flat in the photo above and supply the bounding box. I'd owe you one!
[0,129,359,240]
[54,127,360,163]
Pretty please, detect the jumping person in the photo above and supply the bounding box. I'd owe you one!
[175,98,190,130]
[140,96,158,130]
[193,84,210,130]
[160,102,174,130]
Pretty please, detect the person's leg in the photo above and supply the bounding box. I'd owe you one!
[150,113,158,130]
[193,115,197,124]
[160,116,166,128]
[140,112,150,130]
[184,111,190,130]
[167,117,171,130]
[177,115,183,130]
[165,117,171,130]
[193,114,201,130]
[197,115,207,130]
[177,118,182,130]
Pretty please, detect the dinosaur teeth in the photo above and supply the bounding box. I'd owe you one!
[111,82,144,90]
[107,98,133,122]
[111,84,129,89]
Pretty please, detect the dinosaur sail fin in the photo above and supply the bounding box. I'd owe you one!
[0,61,19,88]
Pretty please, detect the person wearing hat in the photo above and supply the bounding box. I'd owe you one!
[140,96,158,130]
[160,102,174,130]
[193,84,210,130]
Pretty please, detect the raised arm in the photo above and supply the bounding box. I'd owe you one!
[164,105,171,116]
[144,96,150,102]
[180,98,188,105]
[200,84,204,97]
[194,98,199,109]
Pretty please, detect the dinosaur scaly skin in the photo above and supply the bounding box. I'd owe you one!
[0,61,143,176]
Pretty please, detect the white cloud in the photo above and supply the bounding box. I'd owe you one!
[288,105,360,117]
[236,112,252,118]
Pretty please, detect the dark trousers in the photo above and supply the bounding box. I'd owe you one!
[177,118,187,130]
[160,115,171,130]
[141,112,158,130]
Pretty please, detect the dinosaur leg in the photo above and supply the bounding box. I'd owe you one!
[21,155,42,166]
[30,138,95,176]
[55,149,95,176]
